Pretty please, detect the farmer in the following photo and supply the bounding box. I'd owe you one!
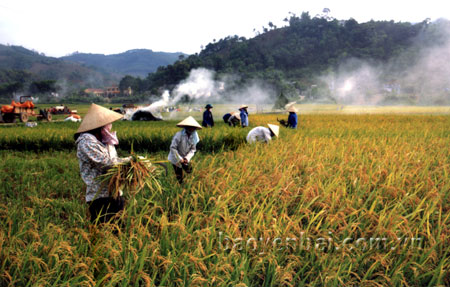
[202,104,214,127]
[246,124,279,144]
[287,106,298,129]
[75,103,128,224]
[168,116,202,184]
[223,112,240,127]
[222,113,232,124]
[239,105,249,127]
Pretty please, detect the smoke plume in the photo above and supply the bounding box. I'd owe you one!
[320,19,450,105]
[145,68,276,111]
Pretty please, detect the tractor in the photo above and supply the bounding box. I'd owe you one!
[0,96,52,123]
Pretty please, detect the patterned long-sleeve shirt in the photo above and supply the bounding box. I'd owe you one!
[76,133,116,202]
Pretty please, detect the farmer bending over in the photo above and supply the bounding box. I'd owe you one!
[75,103,129,224]
[168,116,202,183]
[246,124,279,144]
[223,112,240,127]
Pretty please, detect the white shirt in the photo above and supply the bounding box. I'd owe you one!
[168,130,198,167]
[246,126,272,144]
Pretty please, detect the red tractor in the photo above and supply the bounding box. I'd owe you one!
[0,96,52,123]
[49,105,77,115]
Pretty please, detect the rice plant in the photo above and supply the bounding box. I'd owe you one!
[0,113,449,286]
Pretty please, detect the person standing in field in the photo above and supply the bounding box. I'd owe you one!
[246,124,279,144]
[168,116,202,184]
[287,106,298,128]
[74,103,129,224]
[239,105,249,127]
[202,104,214,128]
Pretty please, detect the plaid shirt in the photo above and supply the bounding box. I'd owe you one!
[76,133,114,202]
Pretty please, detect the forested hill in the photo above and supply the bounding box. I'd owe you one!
[61,49,186,78]
[0,44,120,91]
[0,45,184,103]
[131,13,449,103]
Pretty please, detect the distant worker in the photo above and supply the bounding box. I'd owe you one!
[223,113,231,124]
[239,105,249,127]
[287,106,298,128]
[278,106,298,128]
[229,112,241,127]
[74,103,128,224]
[168,116,202,184]
[246,124,279,144]
[202,104,214,127]
[223,112,240,127]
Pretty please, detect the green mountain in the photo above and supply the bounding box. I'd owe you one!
[0,45,184,102]
[0,44,120,90]
[132,14,450,104]
[61,49,186,77]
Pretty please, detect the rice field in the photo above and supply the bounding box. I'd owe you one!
[1,107,450,286]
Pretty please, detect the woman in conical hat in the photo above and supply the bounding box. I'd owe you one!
[168,116,202,184]
[246,123,279,144]
[287,105,298,129]
[75,103,128,223]
[239,104,249,127]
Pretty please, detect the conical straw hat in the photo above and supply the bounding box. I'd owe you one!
[239,104,248,109]
[231,111,241,120]
[176,116,202,129]
[285,101,296,109]
[287,106,298,113]
[76,103,123,134]
[267,124,279,137]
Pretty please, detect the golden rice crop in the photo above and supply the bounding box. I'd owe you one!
[1,113,450,286]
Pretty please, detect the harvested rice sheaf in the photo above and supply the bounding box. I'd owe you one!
[98,154,165,198]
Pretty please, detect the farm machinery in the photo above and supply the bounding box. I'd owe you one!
[48,105,77,115]
[0,96,52,123]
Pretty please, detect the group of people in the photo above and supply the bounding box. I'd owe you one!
[205,103,298,130]
[203,104,250,128]
[76,103,299,223]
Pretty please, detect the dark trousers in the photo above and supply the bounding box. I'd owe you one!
[88,196,125,224]
[229,118,239,127]
[172,163,192,183]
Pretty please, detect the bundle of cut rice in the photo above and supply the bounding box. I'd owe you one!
[98,154,165,199]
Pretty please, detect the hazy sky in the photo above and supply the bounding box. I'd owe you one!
[0,0,448,57]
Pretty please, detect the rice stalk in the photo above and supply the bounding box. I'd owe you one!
[98,154,165,199]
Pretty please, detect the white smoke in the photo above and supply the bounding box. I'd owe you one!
[124,90,169,120]
[56,79,70,98]
[319,20,450,105]
[401,32,450,104]
[147,90,170,111]
[172,68,218,102]
[225,79,275,105]
[133,68,277,119]
[322,59,384,105]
